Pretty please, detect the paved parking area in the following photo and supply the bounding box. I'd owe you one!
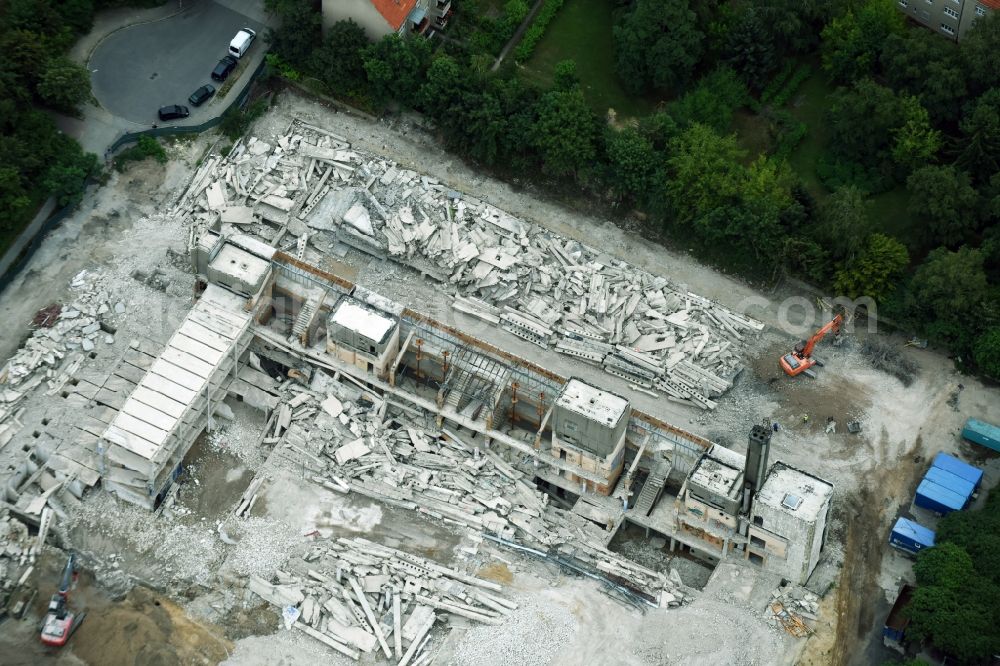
[90,1,265,125]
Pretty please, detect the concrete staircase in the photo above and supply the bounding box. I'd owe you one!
[633,459,671,516]
[292,297,319,344]
[445,368,471,411]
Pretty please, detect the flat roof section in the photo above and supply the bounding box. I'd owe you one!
[556,377,630,426]
[755,463,834,522]
[209,243,271,292]
[330,298,397,344]
[689,455,742,498]
[102,284,251,462]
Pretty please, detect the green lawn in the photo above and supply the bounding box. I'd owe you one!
[521,0,658,118]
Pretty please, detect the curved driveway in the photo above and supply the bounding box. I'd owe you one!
[90,2,264,125]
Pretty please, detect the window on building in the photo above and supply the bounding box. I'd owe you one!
[750,535,767,549]
[941,22,956,33]
[369,344,376,354]
[898,0,908,6]
[944,6,959,17]
[976,3,987,15]
[753,515,764,526]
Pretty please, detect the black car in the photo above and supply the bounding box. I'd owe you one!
[188,84,216,107]
[158,105,190,121]
[211,55,238,82]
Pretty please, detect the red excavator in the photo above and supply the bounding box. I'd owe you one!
[779,314,843,378]
[39,553,86,647]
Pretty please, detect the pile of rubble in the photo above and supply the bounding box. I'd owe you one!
[0,508,41,616]
[250,380,693,611]
[767,583,818,637]
[174,119,762,410]
[249,536,514,663]
[0,271,120,445]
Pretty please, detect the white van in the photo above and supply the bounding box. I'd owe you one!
[229,28,256,58]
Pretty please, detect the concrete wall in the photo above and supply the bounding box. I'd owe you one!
[322,0,395,40]
[328,326,400,379]
[552,403,628,459]
[683,494,739,531]
[750,501,826,584]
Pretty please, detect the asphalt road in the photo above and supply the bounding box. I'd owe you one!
[90,2,264,125]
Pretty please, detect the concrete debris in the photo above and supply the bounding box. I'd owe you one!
[260,385,693,610]
[173,119,762,409]
[249,536,511,662]
[0,508,39,613]
[769,582,819,632]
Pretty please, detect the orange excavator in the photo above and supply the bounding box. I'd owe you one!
[779,314,843,378]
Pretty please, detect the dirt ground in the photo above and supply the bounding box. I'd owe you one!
[3,88,1000,665]
[0,551,231,666]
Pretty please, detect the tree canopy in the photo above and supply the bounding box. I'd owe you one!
[613,0,704,95]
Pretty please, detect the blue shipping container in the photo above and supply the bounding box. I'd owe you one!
[889,517,936,555]
[931,452,983,489]
[962,418,1000,453]
[924,467,975,501]
[915,479,966,514]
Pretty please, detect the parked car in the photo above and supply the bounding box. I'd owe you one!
[158,105,189,121]
[188,84,216,107]
[229,28,256,58]
[211,55,237,82]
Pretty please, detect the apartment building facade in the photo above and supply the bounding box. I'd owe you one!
[896,0,997,40]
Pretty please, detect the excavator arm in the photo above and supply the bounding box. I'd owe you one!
[799,315,842,358]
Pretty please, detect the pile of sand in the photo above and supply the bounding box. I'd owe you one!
[71,587,231,666]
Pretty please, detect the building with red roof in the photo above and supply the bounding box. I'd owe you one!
[322,0,451,40]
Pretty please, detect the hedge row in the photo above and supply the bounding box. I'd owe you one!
[513,0,566,62]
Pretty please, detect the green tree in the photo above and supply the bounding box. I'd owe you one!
[310,20,370,97]
[955,89,1000,178]
[821,0,905,84]
[553,60,579,91]
[362,35,433,107]
[731,156,796,257]
[667,66,749,133]
[723,6,777,88]
[605,126,657,200]
[906,246,990,350]
[880,30,968,123]
[37,56,91,113]
[915,542,975,589]
[820,186,871,260]
[890,98,941,173]
[55,0,95,36]
[662,124,745,226]
[906,166,980,247]
[960,12,1000,93]
[43,143,97,206]
[531,88,597,178]
[613,0,704,95]
[973,328,1000,379]
[827,79,934,187]
[834,233,909,301]
[0,166,32,233]
[754,0,834,55]
[264,0,322,68]
[783,237,832,283]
